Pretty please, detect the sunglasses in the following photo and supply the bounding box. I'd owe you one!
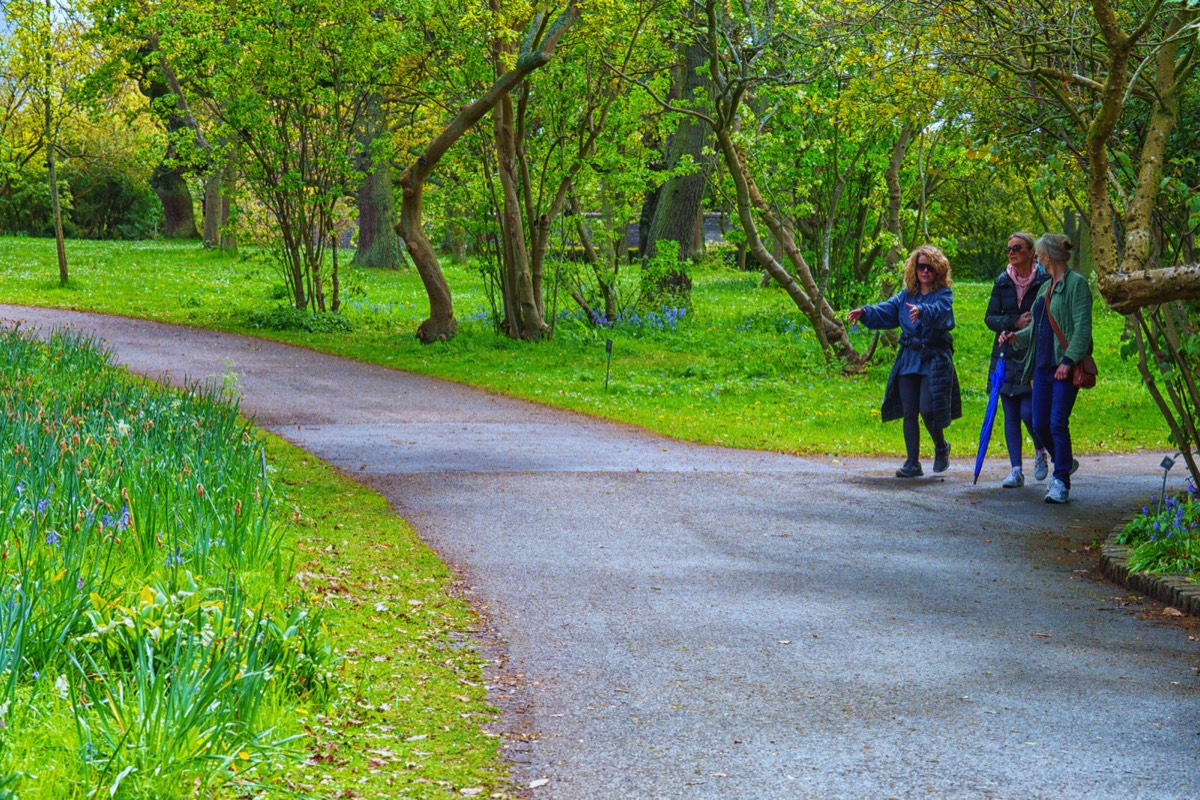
[916,262,935,272]
[1004,245,1025,253]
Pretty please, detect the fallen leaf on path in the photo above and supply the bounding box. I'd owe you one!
[529,779,550,788]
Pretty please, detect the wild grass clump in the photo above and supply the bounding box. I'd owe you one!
[0,326,332,798]
[243,304,355,334]
[1117,484,1200,576]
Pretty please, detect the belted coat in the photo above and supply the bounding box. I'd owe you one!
[858,287,963,429]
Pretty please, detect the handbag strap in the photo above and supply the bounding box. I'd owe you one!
[1043,277,1069,351]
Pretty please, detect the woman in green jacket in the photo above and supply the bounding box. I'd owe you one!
[999,233,1092,504]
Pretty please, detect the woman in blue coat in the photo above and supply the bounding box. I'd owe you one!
[849,245,962,477]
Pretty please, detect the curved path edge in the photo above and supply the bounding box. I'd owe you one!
[1100,521,1200,616]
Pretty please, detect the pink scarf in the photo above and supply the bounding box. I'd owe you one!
[1008,264,1037,307]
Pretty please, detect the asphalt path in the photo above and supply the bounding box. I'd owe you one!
[3,305,1198,800]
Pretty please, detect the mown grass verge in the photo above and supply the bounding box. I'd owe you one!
[0,326,505,798]
[267,436,507,799]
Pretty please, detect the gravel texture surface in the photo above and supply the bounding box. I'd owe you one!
[3,305,1197,800]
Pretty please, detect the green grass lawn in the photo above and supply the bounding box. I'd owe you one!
[266,435,508,798]
[0,236,1168,457]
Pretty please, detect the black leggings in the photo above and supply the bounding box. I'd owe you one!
[898,373,946,462]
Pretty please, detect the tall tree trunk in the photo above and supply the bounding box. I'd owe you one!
[331,232,341,312]
[353,95,401,268]
[396,3,579,343]
[644,33,711,294]
[883,122,916,281]
[40,0,66,283]
[137,58,200,239]
[495,92,547,339]
[219,159,237,252]
[152,155,198,239]
[44,93,67,285]
[202,149,235,250]
[354,163,401,268]
[202,172,221,246]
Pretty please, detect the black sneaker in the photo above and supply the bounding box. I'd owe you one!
[896,460,924,478]
[933,443,950,474]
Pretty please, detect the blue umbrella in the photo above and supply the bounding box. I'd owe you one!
[973,355,1007,485]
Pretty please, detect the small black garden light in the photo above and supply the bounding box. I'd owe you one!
[1159,453,1180,515]
[605,339,613,392]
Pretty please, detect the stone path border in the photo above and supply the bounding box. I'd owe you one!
[1100,520,1200,615]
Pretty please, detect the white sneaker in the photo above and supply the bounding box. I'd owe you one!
[1001,468,1024,488]
[1033,450,1049,481]
[1044,477,1069,504]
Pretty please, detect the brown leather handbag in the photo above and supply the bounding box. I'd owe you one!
[1044,278,1098,389]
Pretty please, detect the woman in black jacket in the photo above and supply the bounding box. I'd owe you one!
[984,232,1049,488]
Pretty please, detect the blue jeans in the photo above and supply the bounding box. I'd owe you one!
[1001,391,1042,468]
[1031,367,1080,487]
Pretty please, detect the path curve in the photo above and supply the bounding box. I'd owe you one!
[3,305,1197,800]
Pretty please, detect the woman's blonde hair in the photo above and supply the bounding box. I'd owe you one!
[903,245,952,293]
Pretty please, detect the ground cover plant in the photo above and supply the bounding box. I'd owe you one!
[1118,485,1200,579]
[0,325,316,797]
[0,325,507,798]
[0,237,1169,459]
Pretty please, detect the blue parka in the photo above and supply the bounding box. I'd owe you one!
[858,287,963,428]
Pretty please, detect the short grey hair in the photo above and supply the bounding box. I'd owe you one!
[1035,232,1073,265]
